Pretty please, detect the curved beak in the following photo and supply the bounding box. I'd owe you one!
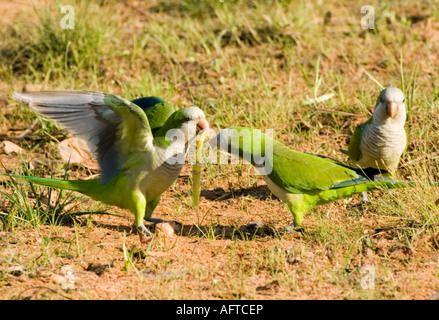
[386,101,398,118]
[196,117,209,134]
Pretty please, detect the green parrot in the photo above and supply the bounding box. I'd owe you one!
[342,87,407,202]
[10,91,210,243]
[211,127,427,231]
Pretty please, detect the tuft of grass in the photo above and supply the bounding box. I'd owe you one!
[0,176,81,230]
[1,2,111,83]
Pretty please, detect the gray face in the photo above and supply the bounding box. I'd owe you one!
[374,87,406,123]
[172,106,209,145]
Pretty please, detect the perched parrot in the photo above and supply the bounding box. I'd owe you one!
[211,127,428,231]
[10,91,209,243]
[342,87,407,202]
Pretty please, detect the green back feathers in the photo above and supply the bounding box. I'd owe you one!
[9,175,102,199]
[145,102,176,134]
[219,126,273,160]
[102,93,155,173]
[220,127,360,194]
[269,143,359,194]
[131,97,176,134]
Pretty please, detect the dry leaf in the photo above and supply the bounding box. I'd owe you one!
[155,221,181,237]
[1,140,24,154]
[57,138,99,170]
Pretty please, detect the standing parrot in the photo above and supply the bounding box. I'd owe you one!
[211,127,427,231]
[342,87,407,202]
[133,96,207,207]
[10,91,209,243]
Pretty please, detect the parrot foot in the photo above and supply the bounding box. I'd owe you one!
[283,223,304,234]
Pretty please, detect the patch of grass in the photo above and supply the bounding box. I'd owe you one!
[0,176,79,230]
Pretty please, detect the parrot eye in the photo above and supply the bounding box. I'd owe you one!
[402,99,405,103]
[184,117,191,122]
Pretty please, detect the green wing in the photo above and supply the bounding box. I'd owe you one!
[103,93,153,154]
[217,127,359,194]
[13,91,154,183]
[268,142,359,194]
[347,117,372,163]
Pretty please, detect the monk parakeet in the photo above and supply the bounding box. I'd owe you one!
[345,87,407,172]
[211,127,425,230]
[132,96,207,208]
[342,87,407,202]
[10,91,209,243]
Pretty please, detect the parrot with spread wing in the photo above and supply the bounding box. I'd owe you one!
[341,87,407,202]
[211,127,429,231]
[10,91,209,243]
[133,96,207,208]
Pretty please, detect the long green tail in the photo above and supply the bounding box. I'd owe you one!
[333,175,439,192]
[316,178,439,210]
[8,174,103,199]
[292,178,439,226]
